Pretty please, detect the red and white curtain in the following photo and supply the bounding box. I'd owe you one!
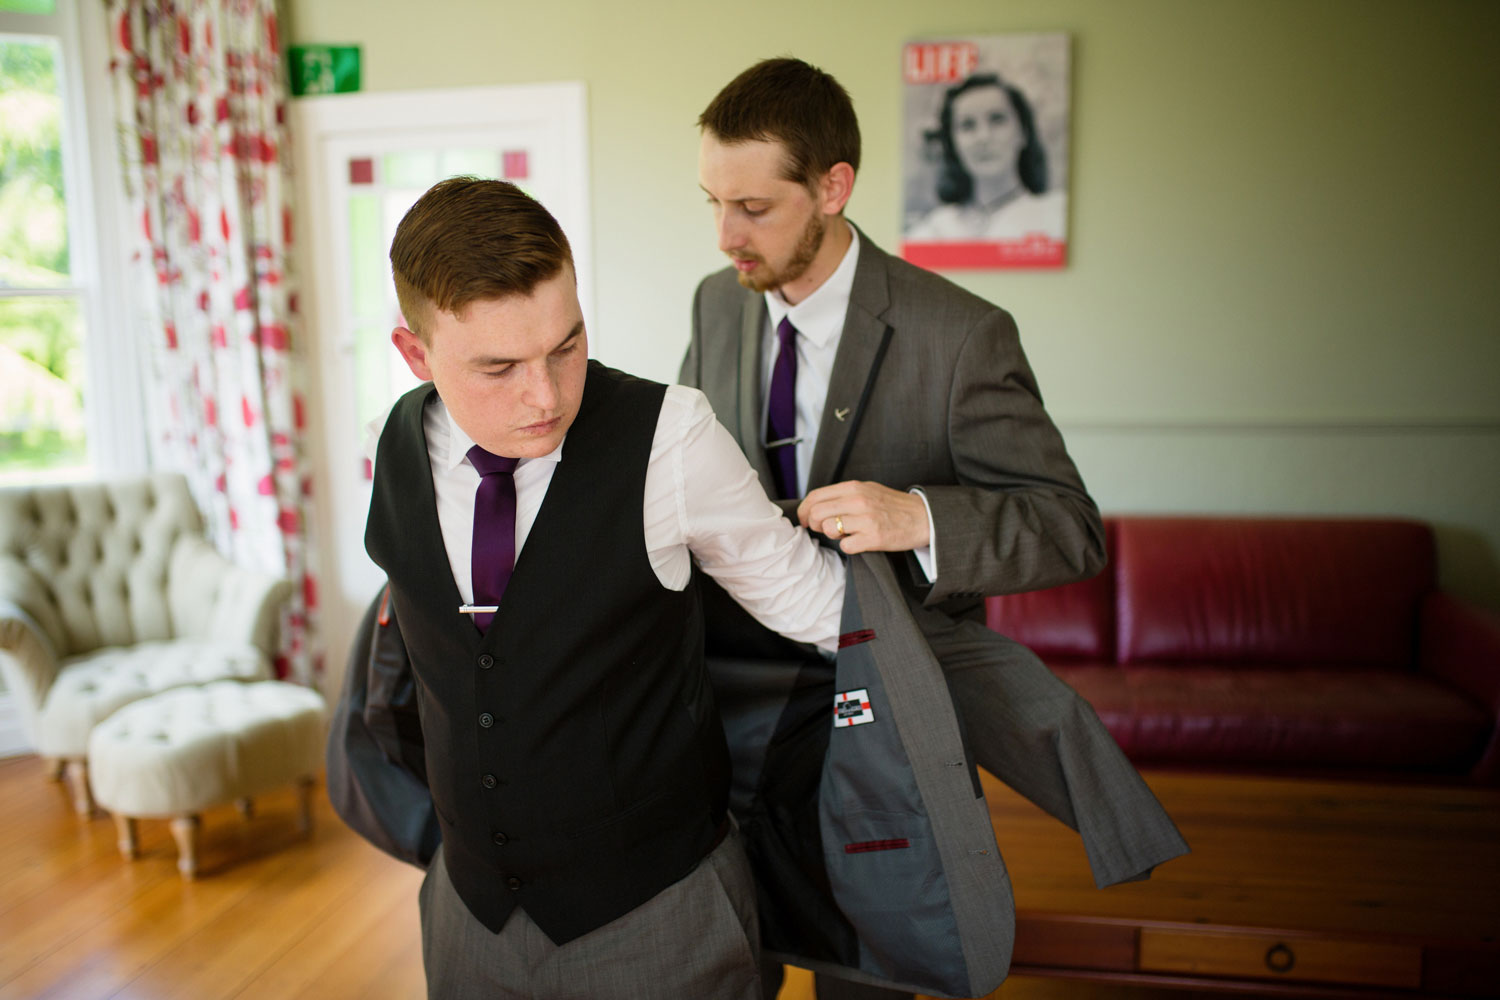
[106,0,318,682]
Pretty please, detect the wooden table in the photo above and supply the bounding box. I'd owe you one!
[982,770,1500,998]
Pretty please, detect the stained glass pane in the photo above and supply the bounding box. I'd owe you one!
[382,151,437,189]
[443,149,500,178]
[347,190,391,432]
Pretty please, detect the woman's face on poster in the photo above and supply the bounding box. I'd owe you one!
[949,83,1023,181]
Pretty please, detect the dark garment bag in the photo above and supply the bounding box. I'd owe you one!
[325,586,441,868]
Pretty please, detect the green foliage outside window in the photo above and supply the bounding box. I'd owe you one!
[1,37,68,283]
[0,35,87,477]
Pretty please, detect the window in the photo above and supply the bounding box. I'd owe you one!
[0,1,141,484]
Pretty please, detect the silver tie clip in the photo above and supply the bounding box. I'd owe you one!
[459,604,500,615]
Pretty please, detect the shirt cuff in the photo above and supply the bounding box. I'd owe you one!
[908,487,937,583]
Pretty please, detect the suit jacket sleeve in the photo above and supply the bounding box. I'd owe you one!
[917,306,1105,605]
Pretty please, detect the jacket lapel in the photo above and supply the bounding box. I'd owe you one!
[808,231,892,492]
[735,291,778,496]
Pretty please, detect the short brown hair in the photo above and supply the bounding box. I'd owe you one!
[698,57,861,190]
[389,176,573,341]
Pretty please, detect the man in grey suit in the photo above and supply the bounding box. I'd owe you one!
[682,58,1186,1000]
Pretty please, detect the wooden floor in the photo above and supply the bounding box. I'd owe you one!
[0,753,1207,999]
[0,754,424,1000]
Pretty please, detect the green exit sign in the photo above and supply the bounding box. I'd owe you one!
[289,45,361,96]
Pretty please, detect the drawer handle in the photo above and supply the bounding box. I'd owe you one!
[1265,943,1296,974]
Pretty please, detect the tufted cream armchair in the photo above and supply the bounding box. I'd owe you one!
[0,474,294,813]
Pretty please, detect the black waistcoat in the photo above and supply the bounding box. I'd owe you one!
[366,362,729,943]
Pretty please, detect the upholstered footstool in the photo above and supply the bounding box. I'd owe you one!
[87,679,326,877]
[37,639,271,814]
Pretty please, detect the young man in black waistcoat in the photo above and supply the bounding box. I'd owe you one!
[366,176,844,998]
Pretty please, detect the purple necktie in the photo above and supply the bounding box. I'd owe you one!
[766,316,799,500]
[468,445,519,632]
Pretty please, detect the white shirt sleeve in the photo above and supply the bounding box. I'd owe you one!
[363,402,395,465]
[909,488,938,582]
[645,385,844,653]
[373,384,843,650]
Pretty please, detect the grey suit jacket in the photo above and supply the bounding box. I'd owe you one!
[681,227,1187,894]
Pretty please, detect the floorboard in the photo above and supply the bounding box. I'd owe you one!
[0,753,1197,999]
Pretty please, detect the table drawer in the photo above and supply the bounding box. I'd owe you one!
[1138,928,1422,989]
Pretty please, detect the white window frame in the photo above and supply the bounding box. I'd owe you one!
[1,3,143,755]
[1,2,147,483]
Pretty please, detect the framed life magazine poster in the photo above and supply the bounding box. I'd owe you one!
[901,33,1071,270]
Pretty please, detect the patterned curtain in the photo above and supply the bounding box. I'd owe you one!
[105,0,318,682]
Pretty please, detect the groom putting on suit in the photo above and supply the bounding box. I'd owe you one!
[368,176,849,998]
[682,58,1187,1000]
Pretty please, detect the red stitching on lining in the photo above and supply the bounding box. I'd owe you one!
[838,629,876,648]
[844,838,910,854]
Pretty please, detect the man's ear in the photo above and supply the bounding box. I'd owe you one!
[391,326,434,382]
[819,162,856,216]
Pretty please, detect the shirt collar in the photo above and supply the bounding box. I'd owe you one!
[765,223,860,348]
[434,395,564,474]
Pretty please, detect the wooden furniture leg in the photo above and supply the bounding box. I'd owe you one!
[235,797,253,819]
[295,776,315,835]
[63,759,95,815]
[44,757,64,781]
[170,814,201,879]
[113,813,139,859]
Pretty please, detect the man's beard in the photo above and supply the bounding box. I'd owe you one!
[736,211,826,293]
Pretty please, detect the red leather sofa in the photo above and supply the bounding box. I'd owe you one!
[986,517,1500,783]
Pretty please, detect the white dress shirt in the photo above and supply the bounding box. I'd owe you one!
[761,226,939,579]
[367,384,844,653]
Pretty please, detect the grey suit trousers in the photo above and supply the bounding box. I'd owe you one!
[419,832,762,999]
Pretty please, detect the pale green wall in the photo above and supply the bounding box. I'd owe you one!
[286,0,1500,608]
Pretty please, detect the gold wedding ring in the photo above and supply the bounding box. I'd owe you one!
[835,515,845,537]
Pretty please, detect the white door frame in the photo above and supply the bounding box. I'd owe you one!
[291,83,592,692]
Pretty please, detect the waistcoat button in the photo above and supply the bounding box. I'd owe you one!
[479,712,494,728]
[506,875,523,891]
[481,773,497,789]
[477,654,494,669]
[492,831,508,846]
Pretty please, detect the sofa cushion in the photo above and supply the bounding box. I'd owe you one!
[1057,664,1490,772]
[1115,518,1435,669]
[985,521,1116,661]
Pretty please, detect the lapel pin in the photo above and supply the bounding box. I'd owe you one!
[834,407,850,422]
